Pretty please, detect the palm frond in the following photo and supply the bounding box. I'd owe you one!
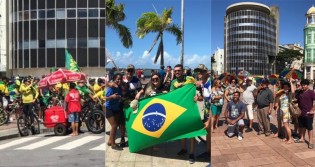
[165,24,182,44]
[112,23,133,48]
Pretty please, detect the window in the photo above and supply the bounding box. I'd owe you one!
[39,40,45,48]
[56,39,66,48]
[78,39,87,47]
[78,9,87,18]
[30,40,37,49]
[67,9,76,18]
[87,38,99,47]
[67,39,76,48]
[100,9,105,17]
[47,40,56,48]
[39,10,46,19]
[88,9,98,17]
[31,11,37,19]
[56,9,65,19]
[47,10,55,18]
[308,34,312,44]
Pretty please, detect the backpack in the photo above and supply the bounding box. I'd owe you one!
[288,92,301,118]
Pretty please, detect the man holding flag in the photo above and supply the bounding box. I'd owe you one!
[170,64,197,164]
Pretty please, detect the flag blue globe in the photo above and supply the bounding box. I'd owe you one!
[142,103,166,132]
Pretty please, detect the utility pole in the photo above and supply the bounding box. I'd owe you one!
[180,0,184,65]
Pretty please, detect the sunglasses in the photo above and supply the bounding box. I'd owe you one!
[174,70,182,72]
[127,69,134,73]
[151,77,159,81]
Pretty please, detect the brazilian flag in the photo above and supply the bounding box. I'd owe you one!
[65,49,80,72]
[125,84,207,153]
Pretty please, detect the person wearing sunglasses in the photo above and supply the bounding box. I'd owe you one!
[123,64,142,100]
[224,79,243,103]
[137,73,168,98]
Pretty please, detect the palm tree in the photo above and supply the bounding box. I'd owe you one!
[106,0,133,48]
[136,7,182,67]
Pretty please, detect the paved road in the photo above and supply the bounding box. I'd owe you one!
[0,132,105,167]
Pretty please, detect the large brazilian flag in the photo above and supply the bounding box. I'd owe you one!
[125,84,207,153]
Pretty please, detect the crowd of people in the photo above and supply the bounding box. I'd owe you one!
[211,73,315,150]
[0,75,108,136]
[105,64,211,164]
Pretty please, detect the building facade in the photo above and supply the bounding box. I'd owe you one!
[8,0,105,76]
[224,2,278,76]
[212,48,224,75]
[0,0,6,74]
[304,6,315,80]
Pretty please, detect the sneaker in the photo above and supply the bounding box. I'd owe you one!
[245,128,253,133]
[176,149,187,156]
[188,154,195,164]
[257,131,264,135]
[111,144,123,151]
[238,132,243,141]
[196,152,210,160]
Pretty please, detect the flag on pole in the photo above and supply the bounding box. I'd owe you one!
[65,49,80,72]
[125,84,207,153]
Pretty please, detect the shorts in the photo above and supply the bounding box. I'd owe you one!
[227,119,245,137]
[298,116,314,130]
[211,104,222,116]
[68,112,80,123]
[105,108,125,126]
[246,104,254,120]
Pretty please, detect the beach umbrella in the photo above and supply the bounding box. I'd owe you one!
[279,68,303,80]
[254,76,264,84]
[38,69,86,88]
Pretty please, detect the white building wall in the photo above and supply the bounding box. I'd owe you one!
[213,48,224,75]
[0,0,6,72]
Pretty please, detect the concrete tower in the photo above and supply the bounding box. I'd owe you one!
[304,6,315,79]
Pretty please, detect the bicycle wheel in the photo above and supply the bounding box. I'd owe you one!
[31,115,41,135]
[0,108,9,125]
[17,115,29,136]
[86,110,105,134]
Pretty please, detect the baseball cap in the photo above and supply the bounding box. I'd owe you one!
[77,80,85,83]
[246,77,253,81]
[126,64,135,70]
[194,64,208,72]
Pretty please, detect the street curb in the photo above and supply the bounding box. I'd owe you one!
[0,127,54,141]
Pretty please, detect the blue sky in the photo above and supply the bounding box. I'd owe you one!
[106,0,211,69]
[211,0,313,53]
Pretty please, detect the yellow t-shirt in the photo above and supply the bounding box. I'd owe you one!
[93,90,105,101]
[93,84,102,93]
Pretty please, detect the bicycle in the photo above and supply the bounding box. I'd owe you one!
[0,97,23,125]
[17,103,40,136]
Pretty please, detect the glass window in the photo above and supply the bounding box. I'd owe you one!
[39,10,46,19]
[23,41,29,49]
[56,9,65,19]
[78,9,87,18]
[47,10,55,18]
[30,40,37,49]
[18,12,23,21]
[87,38,99,47]
[88,9,98,17]
[47,40,56,48]
[67,9,76,18]
[39,40,45,48]
[68,38,76,48]
[78,39,87,47]
[24,11,30,21]
[100,9,105,17]
[31,11,37,19]
[56,39,66,48]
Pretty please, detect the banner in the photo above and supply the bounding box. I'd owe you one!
[65,49,80,72]
[125,84,207,152]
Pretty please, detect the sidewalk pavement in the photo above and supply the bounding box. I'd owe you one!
[211,110,315,167]
[105,101,210,167]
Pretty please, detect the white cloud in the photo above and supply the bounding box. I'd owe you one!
[105,48,210,69]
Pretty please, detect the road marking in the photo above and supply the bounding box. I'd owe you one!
[0,137,39,149]
[90,143,105,151]
[15,136,70,150]
[52,136,103,150]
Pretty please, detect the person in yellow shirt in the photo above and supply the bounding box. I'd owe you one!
[19,78,39,128]
[93,78,105,94]
[0,77,9,108]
